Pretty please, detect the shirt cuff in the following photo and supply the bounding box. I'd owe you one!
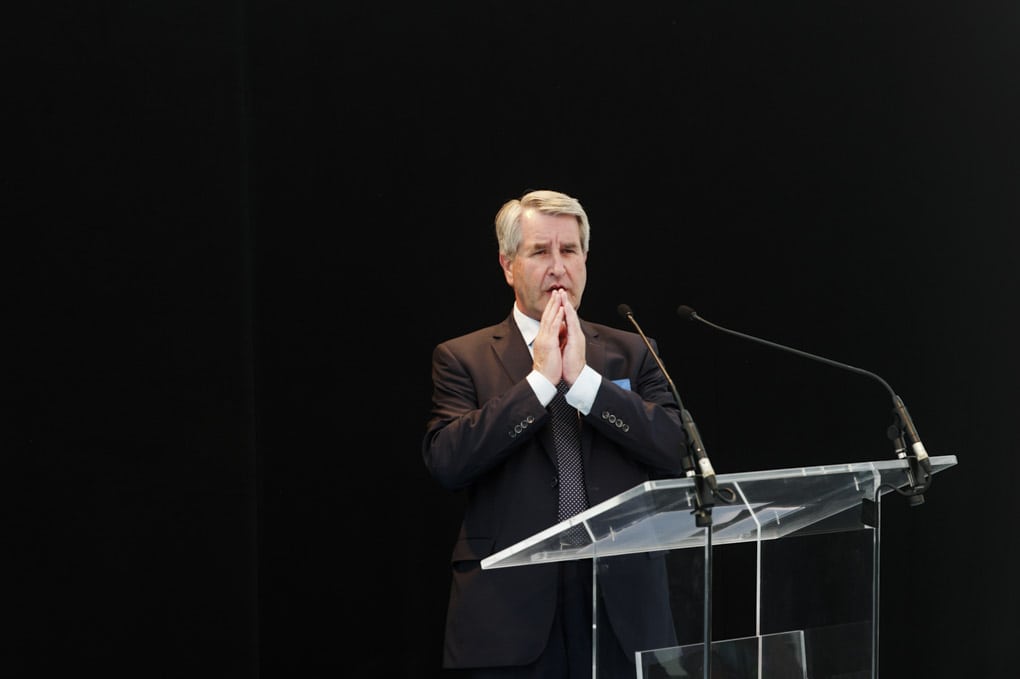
[526,370,559,407]
[565,365,600,415]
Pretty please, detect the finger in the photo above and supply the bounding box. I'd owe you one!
[561,294,580,330]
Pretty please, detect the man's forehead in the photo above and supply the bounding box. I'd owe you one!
[522,213,580,238]
[522,229,580,246]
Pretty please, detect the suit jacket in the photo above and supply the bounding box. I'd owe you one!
[423,314,689,668]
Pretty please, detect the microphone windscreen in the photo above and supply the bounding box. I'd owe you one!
[677,305,697,321]
[617,303,633,318]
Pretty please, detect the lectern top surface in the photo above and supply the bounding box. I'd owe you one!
[481,455,957,569]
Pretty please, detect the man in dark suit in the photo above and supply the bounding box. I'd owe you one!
[423,189,690,677]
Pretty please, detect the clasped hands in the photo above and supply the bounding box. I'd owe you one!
[532,289,585,388]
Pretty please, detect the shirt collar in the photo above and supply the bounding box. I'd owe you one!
[512,304,540,349]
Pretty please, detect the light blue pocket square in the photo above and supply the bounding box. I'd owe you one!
[611,378,631,391]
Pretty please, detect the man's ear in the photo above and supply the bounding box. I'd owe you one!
[499,253,513,284]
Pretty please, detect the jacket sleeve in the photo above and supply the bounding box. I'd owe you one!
[422,341,550,490]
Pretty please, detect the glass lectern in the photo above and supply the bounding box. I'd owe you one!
[481,455,957,679]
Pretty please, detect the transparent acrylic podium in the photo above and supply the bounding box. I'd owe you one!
[481,455,957,679]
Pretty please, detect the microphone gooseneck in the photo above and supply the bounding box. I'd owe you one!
[618,304,718,493]
[677,305,932,486]
[678,306,896,393]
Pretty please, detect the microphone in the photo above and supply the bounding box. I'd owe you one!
[618,304,718,492]
[676,305,931,478]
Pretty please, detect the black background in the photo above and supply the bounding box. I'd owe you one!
[9,1,1018,677]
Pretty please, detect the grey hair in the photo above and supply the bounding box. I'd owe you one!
[494,189,591,259]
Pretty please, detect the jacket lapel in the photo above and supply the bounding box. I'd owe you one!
[490,315,532,384]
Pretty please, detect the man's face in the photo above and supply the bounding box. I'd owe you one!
[500,208,587,320]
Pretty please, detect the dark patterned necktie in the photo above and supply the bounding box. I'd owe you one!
[550,379,588,522]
